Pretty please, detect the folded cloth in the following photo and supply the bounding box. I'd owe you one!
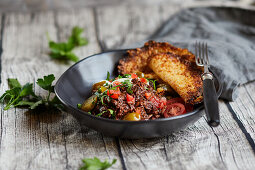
[122,7,255,101]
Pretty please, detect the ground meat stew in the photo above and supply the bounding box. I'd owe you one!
[78,73,193,121]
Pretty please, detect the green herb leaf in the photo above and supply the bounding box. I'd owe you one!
[30,100,43,109]
[8,78,21,88]
[80,157,117,170]
[108,109,114,115]
[96,112,103,117]
[68,26,89,47]
[123,74,131,78]
[0,74,64,112]
[77,103,82,109]
[126,88,133,94]
[149,79,157,90]
[108,109,115,118]
[0,87,22,110]
[0,83,34,110]
[49,41,74,54]
[123,80,133,94]
[65,51,79,62]
[106,72,110,81]
[15,100,36,107]
[36,74,55,92]
[19,83,34,97]
[48,26,88,63]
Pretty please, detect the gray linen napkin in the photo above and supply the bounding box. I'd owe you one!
[122,7,255,101]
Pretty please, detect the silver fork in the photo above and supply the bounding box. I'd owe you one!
[195,42,220,127]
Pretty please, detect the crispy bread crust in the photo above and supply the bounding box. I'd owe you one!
[118,40,196,79]
[149,53,203,104]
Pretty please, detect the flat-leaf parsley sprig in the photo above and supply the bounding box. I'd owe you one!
[47,26,89,62]
[80,157,117,170]
[0,74,63,111]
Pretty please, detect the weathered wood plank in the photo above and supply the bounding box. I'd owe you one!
[0,10,120,170]
[95,4,181,50]
[0,0,253,13]
[227,82,255,152]
[0,12,62,170]
[0,3,255,170]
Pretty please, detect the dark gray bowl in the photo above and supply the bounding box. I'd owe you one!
[55,50,222,139]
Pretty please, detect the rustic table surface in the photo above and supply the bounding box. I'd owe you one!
[0,0,255,170]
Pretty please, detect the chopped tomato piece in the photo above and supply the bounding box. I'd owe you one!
[131,73,138,79]
[145,93,166,109]
[112,81,121,87]
[140,78,147,83]
[145,93,151,99]
[163,103,186,118]
[107,88,121,99]
[126,94,135,103]
[166,97,194,112]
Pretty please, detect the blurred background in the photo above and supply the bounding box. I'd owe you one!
[0,0,254,12]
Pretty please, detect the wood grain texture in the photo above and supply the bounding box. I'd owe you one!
[0,2,255,170]
[0,10,120,170]
[0,0,253,12]
[95,4,181,50]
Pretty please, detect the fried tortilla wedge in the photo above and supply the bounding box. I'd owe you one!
[148,53,203,104]
[118,40,196,80]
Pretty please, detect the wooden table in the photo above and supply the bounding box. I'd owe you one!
[0,1,255,170]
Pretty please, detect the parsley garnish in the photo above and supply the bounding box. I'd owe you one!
[123,74,131,78]
[96,109,115,118]
[0,74,63,111]
[94,90,110,106]
[96,112,104,117]
[123,80,133,94]
[80,157,117,170]
[108,109,115,118]
[126,87,133,94]
[47,26,88,62]
[149,79,157,90]
[106,71,110,81]
[77,103,82,109]
[69,26,89,47]
[100,95,106,105]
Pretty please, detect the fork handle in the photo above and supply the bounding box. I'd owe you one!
[202,73,220,127]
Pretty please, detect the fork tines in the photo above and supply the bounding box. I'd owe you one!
[195,42,209,67]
